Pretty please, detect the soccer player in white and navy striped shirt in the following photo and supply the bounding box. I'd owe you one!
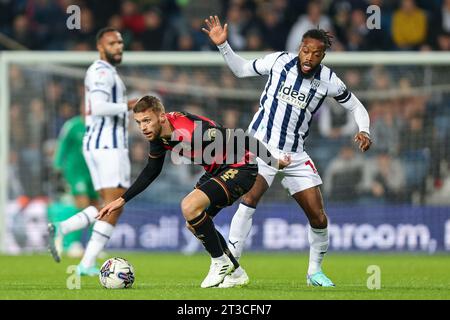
[203,16,372,287]
[48,28,137,276]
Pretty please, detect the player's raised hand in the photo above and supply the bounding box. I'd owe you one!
[278,154,292,170]
[96,197,126,220]
[354,131,372,152]
[202,15,228,46]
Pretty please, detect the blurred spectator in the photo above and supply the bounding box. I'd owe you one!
[318,100,358,141]
[342,68,364,91]
[189,17,212,51]
[221,108,241,128]
[323,145,365,202]
[392,0,427,49]
[107,14,133,50]
[225,4,248,50]
[286,0,333,53]
[244,28,264,50]
[87,0,121,28]
[436,32,450,50]
[8,150,25,199]
[0,0,15,34]
[370,101,404,155]
[329,0,351,45]
[315,99,359,168]
[129,139,149,180]
[70,7,96,48]
[399,115,435,201]
[345,9,370,51]
[121,0,146,35]
[365,0,395,50]
[441,0,450,33]
[360,151,407,203]
[176,32,196,51]
[9,103,27,149]
[26,0,67,50]
[140,8,166,51]
[430,0,450,50]
[9,15,37,49]
[254,2,290,51]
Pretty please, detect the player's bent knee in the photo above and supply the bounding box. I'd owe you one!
[180,197,203,220]
[241,193,260,208]
[309,212,328,229]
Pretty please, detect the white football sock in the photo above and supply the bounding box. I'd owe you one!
[228,203,256,260]
[80,220,114,268]
[307,226,329,275]
[59,206,98,235]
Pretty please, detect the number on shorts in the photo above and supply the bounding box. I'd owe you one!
[305,160,317,173]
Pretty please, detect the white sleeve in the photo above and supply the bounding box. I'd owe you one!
[329,72,370,134]
[217,41,282,77]
[88,68,128,116]
[318,103,332,137]
[338,94,370,135]
[90,91,128,116]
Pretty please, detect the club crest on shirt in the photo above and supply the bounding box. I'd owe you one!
[310,79,321,90]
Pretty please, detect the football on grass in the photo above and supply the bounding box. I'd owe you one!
[99,257,135,289]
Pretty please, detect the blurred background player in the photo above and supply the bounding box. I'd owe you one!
[48,27,137,276]
[203,16,372,287]
[49,110,99,258]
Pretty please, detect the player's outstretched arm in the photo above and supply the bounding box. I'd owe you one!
[96,155,166,220]
[333,89,371,152]
[202,15,262,78]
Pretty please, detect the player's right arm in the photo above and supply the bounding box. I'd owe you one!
[96,153,165,219]
[202,15,281,78]
[87,67,135,116]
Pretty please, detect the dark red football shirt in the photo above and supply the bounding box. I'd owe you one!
[148,112,252,175]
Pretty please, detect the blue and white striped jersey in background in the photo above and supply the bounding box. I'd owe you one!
[83,60,129,151]
[248,52,351,153]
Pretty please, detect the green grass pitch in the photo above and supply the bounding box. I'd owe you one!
[0,252,449,300]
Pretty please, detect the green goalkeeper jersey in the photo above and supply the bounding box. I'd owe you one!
[54,116,90,181]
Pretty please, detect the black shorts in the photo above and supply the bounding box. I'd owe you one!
[195,164,257,217]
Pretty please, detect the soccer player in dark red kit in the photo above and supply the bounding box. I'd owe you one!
[98,95,290,288]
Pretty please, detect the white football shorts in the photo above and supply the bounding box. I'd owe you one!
[83,148,130,191]
[256,142,322,195]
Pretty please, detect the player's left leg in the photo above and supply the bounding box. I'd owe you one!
[76,148,130,276]
[183,166,257,288]
[181,189,234,288]
[291,187,335,287]
[77,187,126,276]
[282,155,334,287]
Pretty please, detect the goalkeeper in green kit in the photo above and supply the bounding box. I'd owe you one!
[49,114,99,258]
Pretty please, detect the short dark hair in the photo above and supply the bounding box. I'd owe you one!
[302,29,333,50]
[133,95,165,114]
[96,27,119,43]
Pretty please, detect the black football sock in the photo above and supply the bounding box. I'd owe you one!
[188,211,223,258]
[215,229,240,269]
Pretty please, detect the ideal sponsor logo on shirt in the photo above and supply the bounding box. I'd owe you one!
[276,82,314,110]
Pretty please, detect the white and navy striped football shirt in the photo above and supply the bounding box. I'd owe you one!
[83,60,129,150]
[247,52,351,153]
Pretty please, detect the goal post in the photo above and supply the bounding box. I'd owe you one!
[1,50,449,253]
